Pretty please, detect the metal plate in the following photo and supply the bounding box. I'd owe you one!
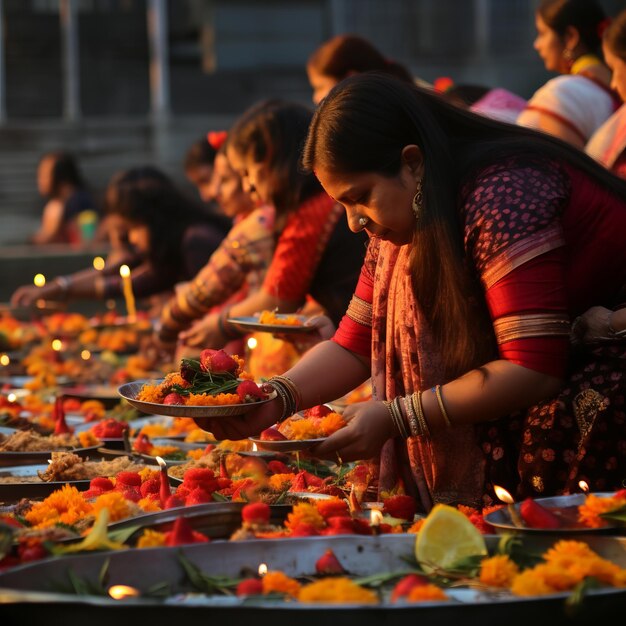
[485,492,622,534]
[0,534,626,624]
[0,463,91,501]
[0,445,101,467]
[248,436,325,452]
[227,315,315,334]
[61,385,120,409]
[118,380,276,418]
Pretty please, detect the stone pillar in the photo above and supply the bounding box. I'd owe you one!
[60,0,81,121]
[147,0,170,120]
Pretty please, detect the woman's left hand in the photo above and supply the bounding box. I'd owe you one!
[179,313,222,349]
[311,400,396,462]
[572,306,613,345]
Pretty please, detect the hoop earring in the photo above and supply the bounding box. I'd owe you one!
[412,179,423,220]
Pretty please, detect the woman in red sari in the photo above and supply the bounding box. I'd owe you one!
[201,74,626,510]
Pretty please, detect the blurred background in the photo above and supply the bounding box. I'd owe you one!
[0,0,622,259]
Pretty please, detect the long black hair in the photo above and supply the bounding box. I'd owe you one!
[604,8,626,60]
[105,166,211,280]
[302,73,626,378]
[227,99,322,217]
[41,151,86,197]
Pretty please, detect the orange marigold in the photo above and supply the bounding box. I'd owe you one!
[268,474,293,490]
[137,497,161,513]
[544,540,597,563]
[285,503,325,531]
[405,584,448,602]
[136,383,165,403]
[479,555,519,588]
[138,467,160,481]
[137,529,167,548]
[578,494,626,528]
[92,492,134,522]
[262,571,301,597]
[510,567,557,596]
[285,419,321,440]
[185,392,240,406]
[406,518,426,534]
[315,497,349,519]
[319,412,346,436]
[297,577,378,604]
[25,484,93,528]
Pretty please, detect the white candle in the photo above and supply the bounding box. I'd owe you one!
[494,484,524,528]
[119,265,137,321]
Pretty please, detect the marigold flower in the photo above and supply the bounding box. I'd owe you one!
[268,473,293,490]
[262,571,301,597]
[544,540,597,562]
[406,584,448,602]
[297,577,378,604]
[319,412,346,436]
[578,494,626,528]
[92,492,134,522]
[406,518,425,534]
[315,497,349,520]
[510,568,556,596]
[137,497,161,513]
[137,529,167,548]
[25,484,93,528]
[285,503,325,531]
[479,555,519,588]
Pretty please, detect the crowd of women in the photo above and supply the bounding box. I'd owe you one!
[12,0,626,512]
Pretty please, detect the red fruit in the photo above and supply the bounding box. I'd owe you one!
[391,574,429,602]
[163,392,185,405]
[236,380,267,403]
[259,427,287,441]
[303,405,333,418]
[242,502,271,525]
[519,497,561,529]
[315,549,346,575]
[236,578,263,596]
[382,495,417,521]
[200,349,238,374]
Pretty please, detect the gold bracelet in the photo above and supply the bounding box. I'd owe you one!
[403,395,420,438]
[384,400,404,438]
[410,391,431,438]
[272,375,302,411]
[434,385,452,428]
[391,396,409,439]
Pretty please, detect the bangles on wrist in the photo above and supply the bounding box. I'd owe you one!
[217,307,242,340]
[53,275,72,299]
[265,374,302,422]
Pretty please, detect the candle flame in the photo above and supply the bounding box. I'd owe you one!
[494,484,514,505]
[33,273,46,287]
[578,480,590,494]
[80,349,91,360]
[108,585,140,600]
[258,563,268,577]
[156,455,166,469]
[119,264,131,278]
[0,354,10,366]
[247,337,258,350]
[51,339,63,352]
[370,508,383,526]
[7,393,17,403]
[93,256,105,271]
[251,442,258,452]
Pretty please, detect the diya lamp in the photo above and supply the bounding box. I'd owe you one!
[258,563,268,578]
[370,508,383,536]
[119,265,137,322]
[156,456,172,504]
[0,354,10,367]
[494,484,524,528]
[108,585,140,600]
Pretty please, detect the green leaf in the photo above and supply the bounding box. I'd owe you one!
[177,551,243,594]
[353,569,423,587]
[145,581,172,598]
[98,558,111,589]
[599,505,626,524]
[108,525,142,545]
[211,492,229,502]
[565,577,602,615]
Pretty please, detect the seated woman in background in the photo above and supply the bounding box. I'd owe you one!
[178,99,368,356]
[586,10,626,179]
[30,151,98,245]
[517,0,619,148]
[183,131,228,204]
[11,166,230,309]
[306,33,420,105]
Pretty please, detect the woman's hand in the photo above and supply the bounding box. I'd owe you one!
[311,400,395,462]
[193,396,283,440]
[140,332,176,365]
[11,284,56,308]
[571,306,613,345]
[179,313,223,349]
[273,314,336,352]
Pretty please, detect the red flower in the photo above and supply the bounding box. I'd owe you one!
[236,380,267,403]
[382,495,417,521]
[519,498,560,529]
[236,578,263,596]
[242,502,271,525]
[184,487,212,506]
[199,349,238,374]
[391,574,429,602]
[165,517,209,546]
[315,549,346,575]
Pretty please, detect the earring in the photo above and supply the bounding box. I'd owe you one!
[563,48,573,61]
[358,216,368,228]
[412,179,423,220]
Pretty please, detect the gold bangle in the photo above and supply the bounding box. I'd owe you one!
[411,391,431,438]
[434,385,452,428]
[384,400,405,439]
[402,395,419,438]
[391,396,409,439]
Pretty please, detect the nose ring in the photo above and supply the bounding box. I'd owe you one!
[358,217,368,228]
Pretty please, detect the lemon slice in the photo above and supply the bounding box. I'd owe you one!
[415,503,488,574]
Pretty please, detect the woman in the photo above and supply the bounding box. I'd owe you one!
[517,0,619,147]
[11,166,230,308]
[31,151,98,245]
[184,131,228,203]
[178,99,367,351]
[586,10,626,179]
[202,74,626,511]
[306,33,419,105]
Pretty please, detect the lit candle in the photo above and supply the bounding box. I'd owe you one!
[156,456,171,505]
[93,256,105,271]
[247,337,258,350]
[7,393,17,403]
[108,585,140,600]
[51,339,63,352]
[578,480,590,497]
[119,265,136,322]
[81,349,91,361]
[258,563,268,577]
[0,354,9,367]
[370,508,383,535]
[33,273,46,287]
[494,485,524,528]
[251,442,258,452]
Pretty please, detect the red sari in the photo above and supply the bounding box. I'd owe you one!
[333,155,626,509]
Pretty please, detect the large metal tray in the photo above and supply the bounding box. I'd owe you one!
[0,534,625,625]
[0,464,91,502]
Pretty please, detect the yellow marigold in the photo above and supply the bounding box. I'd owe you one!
[137,529,167,548]
[170,418,196,435]
[92,492,133,522]
[297,577,378,604]
[150,445,181,457]
[568,557,623,586]
[218,439,252,452]
[269,474,293,490]
[285,419,321,440]
[25,484,93,528]
[186,392,240,406]
[510,568,556,596]
[184,428,216,442]
[80,400,106,417]
[162,372,189,388]
[137,497,161,513]
[137,423,168,438]
[578,494,626,528]
[285,503,325,531]
[406,584,449,602]
[544,540,597,563]
[319,412,346,436]
[138,467,160,481]
[262,571,301,597]
[136,383,165,403]
[479,555,519,588]
[187,448,207,461]
[407,518,425,534]
[78,431,100,448]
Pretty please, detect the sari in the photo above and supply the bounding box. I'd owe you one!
[586,105,626,179]
[334,155,626,510]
